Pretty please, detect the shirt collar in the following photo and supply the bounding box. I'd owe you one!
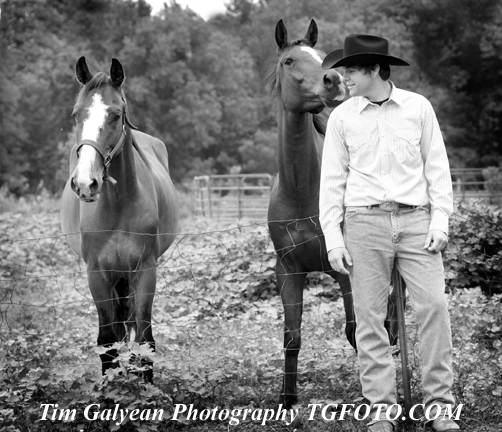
[356,81,403,113]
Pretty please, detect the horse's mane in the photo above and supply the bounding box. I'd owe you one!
[312,109,329,136]
[265,39,329,137]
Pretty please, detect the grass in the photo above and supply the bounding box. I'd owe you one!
[0,186,61,214]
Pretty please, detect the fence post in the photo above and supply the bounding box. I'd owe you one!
[198,178,204,217]
[392,266,412,419]
[238,176,242,219]
[206,176,212,218]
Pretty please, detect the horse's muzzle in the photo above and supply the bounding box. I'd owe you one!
[70,152,103,202]
[320,71,346,106]
[71,175,100,201]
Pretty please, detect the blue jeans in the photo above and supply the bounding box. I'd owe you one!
[344,205,455,423]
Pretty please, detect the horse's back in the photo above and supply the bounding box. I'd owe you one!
[131,130,179,254]
[131,130,171,173]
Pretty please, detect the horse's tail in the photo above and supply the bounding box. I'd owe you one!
[112,277,136,343]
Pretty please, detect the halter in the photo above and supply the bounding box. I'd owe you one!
[75,97,137,185]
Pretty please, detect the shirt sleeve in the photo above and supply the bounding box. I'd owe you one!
[420,99,453,234]
[319,112,350,250]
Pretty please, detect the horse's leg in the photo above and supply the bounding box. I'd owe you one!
[129,266,157,383]
[88,271,120,374]
[327,271,357,350]
[385,276,407,347]
[277,264,306,408]
[328,269,402,349]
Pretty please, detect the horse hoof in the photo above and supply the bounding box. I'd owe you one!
[279,394,297,410]
[345,325,357,351]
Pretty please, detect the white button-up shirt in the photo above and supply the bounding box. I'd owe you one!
[319,83,453,251]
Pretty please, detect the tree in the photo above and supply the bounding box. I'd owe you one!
[0,0,154,193]
[2,0,501,194]
[389,0,502,167]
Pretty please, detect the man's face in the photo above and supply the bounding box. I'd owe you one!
[342,66,374,98]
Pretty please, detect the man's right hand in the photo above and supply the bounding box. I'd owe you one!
[328,248,353,275]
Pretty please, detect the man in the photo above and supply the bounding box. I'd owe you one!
[319,34,460,432]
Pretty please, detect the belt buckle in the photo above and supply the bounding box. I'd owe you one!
[379,202,398,212]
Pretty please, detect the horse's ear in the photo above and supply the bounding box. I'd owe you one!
[275,19,288,50]
[76,56,93,85]
[304,19,318,48]
[110,58,125,87]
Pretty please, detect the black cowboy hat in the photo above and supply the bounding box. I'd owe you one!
[322,34,409,69]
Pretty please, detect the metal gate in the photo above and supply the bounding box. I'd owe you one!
[193,174,274,221]
[193,168,501,221]
[451,168,502,204]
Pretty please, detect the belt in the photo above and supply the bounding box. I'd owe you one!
[367,202,417,212]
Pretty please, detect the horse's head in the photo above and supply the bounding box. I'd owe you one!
[70,57,136,202]
[270,19,346,114]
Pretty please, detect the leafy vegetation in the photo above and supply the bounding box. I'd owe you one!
[446,201,502,295]
[0,198,501,431]
[1,1,501,429]
[1,0,502,194]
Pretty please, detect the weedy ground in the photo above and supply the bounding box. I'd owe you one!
[0,203,501,431]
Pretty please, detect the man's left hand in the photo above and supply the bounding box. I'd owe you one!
[424,229,448,252]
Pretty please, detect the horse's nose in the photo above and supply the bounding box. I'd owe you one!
[323,72,342,89]
[71,174,100,200]
[323,73,334,88]
[70,177,80,195]
[88,178,99,194]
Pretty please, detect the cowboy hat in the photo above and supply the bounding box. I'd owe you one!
[322,34,409,69]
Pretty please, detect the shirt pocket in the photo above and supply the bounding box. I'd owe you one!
[395,129,421,164]
[345,133,372,167]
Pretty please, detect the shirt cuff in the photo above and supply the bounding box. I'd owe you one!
[429,208,449,235]
[324,228,346,251]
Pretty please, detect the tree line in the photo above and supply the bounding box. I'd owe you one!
[1,0,501,195]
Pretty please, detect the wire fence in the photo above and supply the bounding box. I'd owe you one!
[0,202,501,428]
[1,206,501,345]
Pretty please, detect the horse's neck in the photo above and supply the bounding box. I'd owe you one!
[102,133,140,205]
[277,109,321,201]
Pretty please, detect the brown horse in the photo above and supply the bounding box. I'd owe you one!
[61,57,178,381]
[267,19,400,407]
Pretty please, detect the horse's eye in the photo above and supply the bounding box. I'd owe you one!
[112,113,121,122]
[284,58,294,66]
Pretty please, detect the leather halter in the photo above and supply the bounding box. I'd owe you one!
[75,98,137,185]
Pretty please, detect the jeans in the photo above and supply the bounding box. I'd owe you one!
[344,205,455,423]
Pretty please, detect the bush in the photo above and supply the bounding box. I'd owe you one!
[1,201,502,431]
[0,186,60,214]
[449,289,502,425]
[445,200,502,295]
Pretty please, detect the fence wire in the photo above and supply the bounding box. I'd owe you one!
[0,204,501,427]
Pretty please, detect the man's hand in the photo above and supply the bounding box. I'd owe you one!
[424,229,448,253]
[328,248,353,275]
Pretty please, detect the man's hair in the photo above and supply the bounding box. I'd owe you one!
[346,63,391,81]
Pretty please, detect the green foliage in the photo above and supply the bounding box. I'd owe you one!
[449,289,502,424]
[3,0,502,194]
[0,186,60,214]
[445,201,502,295]
[1,201,501,431]
[1,338,174,431]
[483,166,502,206]
[391,0,502,167]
